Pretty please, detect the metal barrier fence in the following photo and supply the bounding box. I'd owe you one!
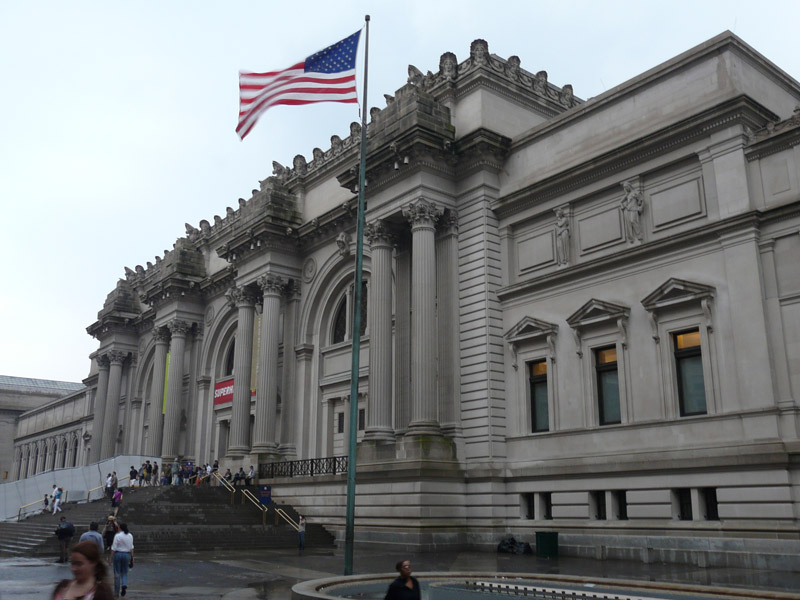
[258,456,347,479]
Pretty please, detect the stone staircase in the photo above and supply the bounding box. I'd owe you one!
[0,485,334,557]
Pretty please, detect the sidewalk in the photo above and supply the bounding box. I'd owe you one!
[2,546,799,600]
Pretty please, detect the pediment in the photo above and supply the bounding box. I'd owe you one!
[504,316,558,344]
[567,299,629,330]
[641,278,715,312]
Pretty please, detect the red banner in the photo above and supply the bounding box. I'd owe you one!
[214,378,234,405]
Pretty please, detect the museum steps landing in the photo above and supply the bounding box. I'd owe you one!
[0,485,333,557]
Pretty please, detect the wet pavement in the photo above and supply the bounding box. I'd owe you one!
[2,546,799,600]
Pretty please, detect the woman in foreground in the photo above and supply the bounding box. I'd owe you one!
[52,540,114,600]
[110,522,134,597]
[384,559,420,600]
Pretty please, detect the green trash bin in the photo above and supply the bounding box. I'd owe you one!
[535,531,558,558]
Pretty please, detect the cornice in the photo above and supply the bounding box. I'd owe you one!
[745,107,800,161]
[493,97,777,220]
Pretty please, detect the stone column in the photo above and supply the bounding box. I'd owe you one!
[89,355,110,463]
[100,351,126,460]
[226,286,257,456]
[54,437,65,470]
[403,199,443,436]
[364,220,395,442]
[394,249,411,437]
[161,320,190,461]
[437,210,462,438]
[145,328,170,456]
[252,274,283,457]
[45,439,56,471]
[279,282,300,458]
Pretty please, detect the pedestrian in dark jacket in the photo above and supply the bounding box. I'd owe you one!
[384,559,420,600]
[55,516,75,563]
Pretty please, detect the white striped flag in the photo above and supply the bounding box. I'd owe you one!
[237,30,362,140]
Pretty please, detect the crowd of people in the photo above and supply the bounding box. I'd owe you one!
[53,515,134,599]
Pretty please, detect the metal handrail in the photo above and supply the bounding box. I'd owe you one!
[211,471,235,503]
[241,488,268,525]
[259,455,347,479]
[275,506,299,531]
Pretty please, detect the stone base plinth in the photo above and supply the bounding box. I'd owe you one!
[400,434,457,461]
[356,440,397,463]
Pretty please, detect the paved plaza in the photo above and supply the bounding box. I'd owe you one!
[2,546,799,600]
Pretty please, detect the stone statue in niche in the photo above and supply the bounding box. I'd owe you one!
[620,181,644,243]
[554,207,570,266]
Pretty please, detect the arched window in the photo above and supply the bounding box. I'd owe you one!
[59,440,67,468]
[72,438,79,467]
[41,444,48,472]
[330,282,368,344]
[224,340,235,376]
[33,446,40,474]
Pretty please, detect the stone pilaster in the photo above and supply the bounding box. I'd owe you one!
[89,355,110,464]
[437,210,462,438]
[145,328,170,456]
[364,219,395,442]
[252,274,283,458]
[403,199,443,437]
[226,286,257,456]
[100,351,126,460]
[161,319,190,461]
[279,282,300,458]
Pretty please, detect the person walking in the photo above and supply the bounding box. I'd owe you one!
[54,516,75,563]
[110,471,118,494]
[111,488,123,516]
[151,462,159,486]
[111,522,134,597]
[51,540,114,600]
[104,474,113,500]
[52,487,64,514]
[171,458,180,485]
[129,465,138,488]
[384,560,420,600]
[101,516,118,562]
[297,515,306,555]
[79,522,104,554]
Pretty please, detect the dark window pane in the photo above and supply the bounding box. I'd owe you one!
[677,488,692,520]
[224,341,235,376]
[599,370,620,424]
[703,488,719,520]
[532,381,549,432]
[678,354,706,415]
[359,282,368,337]
[332,298,348,344]
[358,408,365,431]
[337,412,344,434]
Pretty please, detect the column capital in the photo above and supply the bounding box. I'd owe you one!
[226,285,258,308]
[283,278,302,301]
[257,273,285,296]
[97,354,110,370]
[108,350,127,365]
[403,199,443,230]
[439,209,459,237]
[153,327,171,345]
[167,319,191,338]
[365,219,395,248]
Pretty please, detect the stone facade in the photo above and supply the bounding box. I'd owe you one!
[11,31,800,567]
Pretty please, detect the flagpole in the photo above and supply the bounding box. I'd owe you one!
[344,13,369,577]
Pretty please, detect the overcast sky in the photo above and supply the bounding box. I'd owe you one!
[1,0,799,383]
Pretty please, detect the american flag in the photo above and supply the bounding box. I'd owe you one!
[237,30,362,140]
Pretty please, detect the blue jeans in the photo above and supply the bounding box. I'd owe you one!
[113,551,130,595]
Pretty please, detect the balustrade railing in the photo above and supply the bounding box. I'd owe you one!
[258,456,347,479]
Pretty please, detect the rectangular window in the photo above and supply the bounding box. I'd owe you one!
[676,488,692,520]
[542,492,553,520]
[674,329,706,416]
[528,360,549,432]
[595,346,621,425]
[615,490,628,520]
[524,493,535,519]
[591,491,607,520]
[358,408,365,431]
[337,412,344,434]
[702,488,719,521]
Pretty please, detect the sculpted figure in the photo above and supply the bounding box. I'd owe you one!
[185,223,200,241]
[554,207,570,266]
[560,84,574,106]
[331,135,343,153]
[620,181,644,243]
[349,122,361,138]
[370,107,381,122]
[534,70,548,95]
[384,93,395,105]
[293,154,307,177]
[199,220,211,234]
[408,65,425,86]
[312,147,324,163]
[506,55,521,80]
[470,39,489,66]
[439,52,458,81]
[336,232,351,257]
[272,161,288,182]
